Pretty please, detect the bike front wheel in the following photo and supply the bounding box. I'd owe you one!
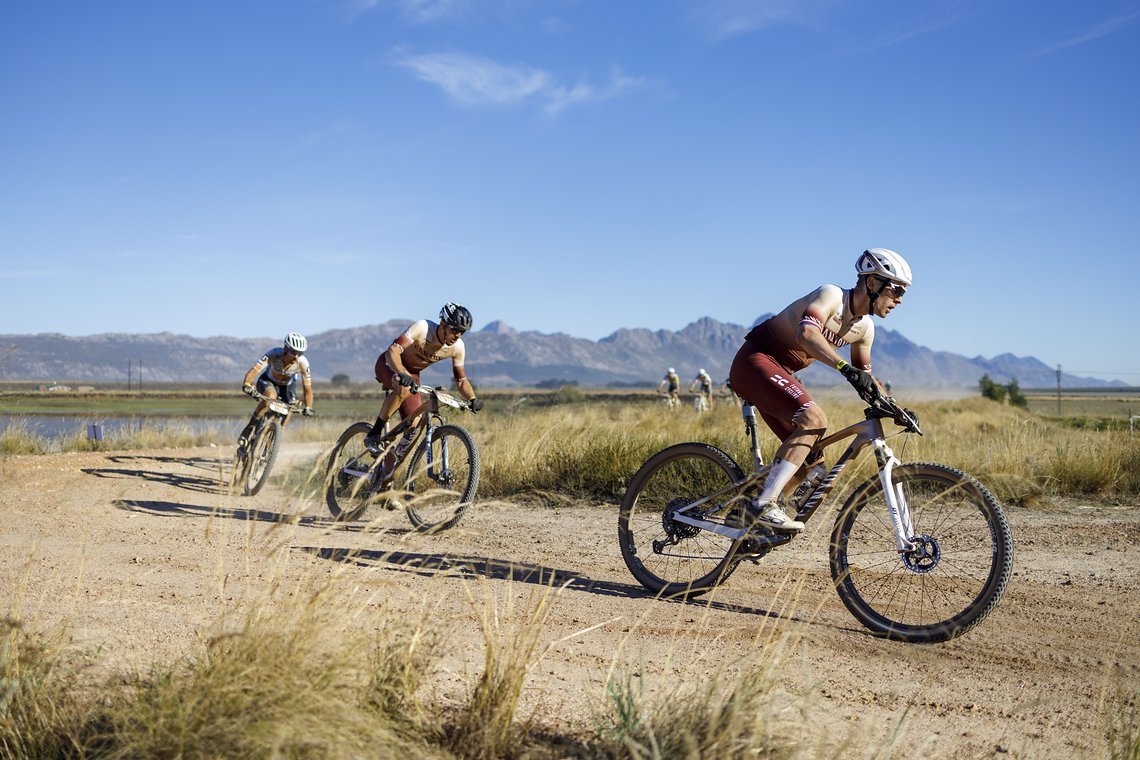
[402,424,479,533]
[618,443,748,598]
[830,462,1014,643]
[243,420,281,496]
[325,422,380,521]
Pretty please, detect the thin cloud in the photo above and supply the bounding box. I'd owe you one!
[395,51,648,115]
[1031,9,1140,58]
[689,0,972,53]
[347,0,470,24]
[687,0,841,40]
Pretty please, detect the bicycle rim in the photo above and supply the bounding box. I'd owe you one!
[830,462,1013,643]
[402,424,479,533]
[244,421,280,496]
[618,442,748,598]
[325,422,381,521]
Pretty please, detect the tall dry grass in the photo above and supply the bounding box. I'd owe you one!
[459,394,1139,506]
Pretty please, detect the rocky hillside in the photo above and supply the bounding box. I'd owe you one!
[0,317,1119,389]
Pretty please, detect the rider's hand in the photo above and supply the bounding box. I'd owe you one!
[302,407,314,417]
[242,383,256,397]
[837,361,879,400]
[469,397,484,413]
[396,372,415,388]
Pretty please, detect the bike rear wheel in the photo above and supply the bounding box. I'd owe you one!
[402,424,479,533]
[243,420,280,496]
[618,443,748,598]
[325,422,381,521]
[829,462,1013,643]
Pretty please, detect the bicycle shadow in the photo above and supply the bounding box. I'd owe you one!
[113,498,416,536]
[83,455,227,495]
[114,498,329,526]
[299,545,784,619]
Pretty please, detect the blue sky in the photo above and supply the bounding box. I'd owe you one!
[2,0,1138,383]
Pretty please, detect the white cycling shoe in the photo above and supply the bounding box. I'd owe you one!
[741,499,805,534]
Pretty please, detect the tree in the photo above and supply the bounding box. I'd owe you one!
[979,374,1007,403]
[330,373,351,388]
[1007,377,1028,408]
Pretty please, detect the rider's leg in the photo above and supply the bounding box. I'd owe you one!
[755,403,827,502]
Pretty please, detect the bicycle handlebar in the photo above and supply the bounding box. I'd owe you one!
[409,383,474,412]
[863,393,923,435]
[247,389,308,415]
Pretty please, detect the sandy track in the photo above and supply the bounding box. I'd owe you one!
[2,441,1137,758]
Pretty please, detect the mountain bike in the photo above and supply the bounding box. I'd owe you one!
[692,391,710,413]
[324,384,480,532]
[617,392,1013,643]
[232,390,308,496]
[659,391,680,410]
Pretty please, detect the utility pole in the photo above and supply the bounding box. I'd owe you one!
[139,359,143,394]
[1056,364,1062,415]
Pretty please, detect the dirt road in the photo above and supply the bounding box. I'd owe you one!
[2,442,1137,758]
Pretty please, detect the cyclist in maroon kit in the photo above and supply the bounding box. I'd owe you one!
[728,248,912,534]
[363,302,483,454]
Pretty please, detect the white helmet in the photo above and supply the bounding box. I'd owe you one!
[284,332,307,353]
[699,368,706,375]
[856,248,912,286]
[668,368,675,374]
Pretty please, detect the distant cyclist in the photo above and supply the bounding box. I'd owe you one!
[690,368,714,409]
[240,332,314,443]
[728,248,911,534]
[657,367,681,406]
[363,302,483,453]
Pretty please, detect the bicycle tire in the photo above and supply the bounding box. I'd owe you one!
[402,424,479,533]
[230,442,251,494]
[618,442,749,598]
[243,420,281,496]
[325,422,381,521]
[829,462,1014,643]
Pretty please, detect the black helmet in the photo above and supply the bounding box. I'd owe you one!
[439,302,473,331]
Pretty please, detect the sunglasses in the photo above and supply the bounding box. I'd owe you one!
[284,348,304,356]
[876,279,907,298]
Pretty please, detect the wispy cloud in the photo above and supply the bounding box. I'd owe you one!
[395,51,647,115]
[687,0,841,40]
[688,0,972,53]
[1031,9,1140,58]
[347,0,470,24]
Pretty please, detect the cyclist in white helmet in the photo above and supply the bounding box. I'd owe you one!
[657,368,681,406]
[690,368,714,409]
[728,248,911,534]
[240,332,315,443]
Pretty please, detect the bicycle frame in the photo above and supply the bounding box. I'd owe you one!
[670,400,920,552]
[343,385,467,485]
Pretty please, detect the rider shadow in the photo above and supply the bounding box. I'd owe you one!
[83,455,225,495]
[300,546,782,619]
[115,498,332,527]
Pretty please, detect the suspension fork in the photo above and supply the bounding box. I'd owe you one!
[872,438,918,552]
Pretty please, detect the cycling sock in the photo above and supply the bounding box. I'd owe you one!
[369,415,388,436]
[757,457,799,504]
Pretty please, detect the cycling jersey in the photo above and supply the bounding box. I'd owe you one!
[251,348,312,385]
[375,319,467,419]
[665,372,680,391]
[388,319,466,374]
[730,284,873,439]
[745,284,873,373]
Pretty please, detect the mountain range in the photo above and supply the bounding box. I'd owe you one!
[0,317,1121,389]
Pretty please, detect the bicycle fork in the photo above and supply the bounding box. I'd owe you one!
[872,438,919,553]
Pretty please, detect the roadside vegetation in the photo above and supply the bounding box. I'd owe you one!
[3,388,1139,501]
